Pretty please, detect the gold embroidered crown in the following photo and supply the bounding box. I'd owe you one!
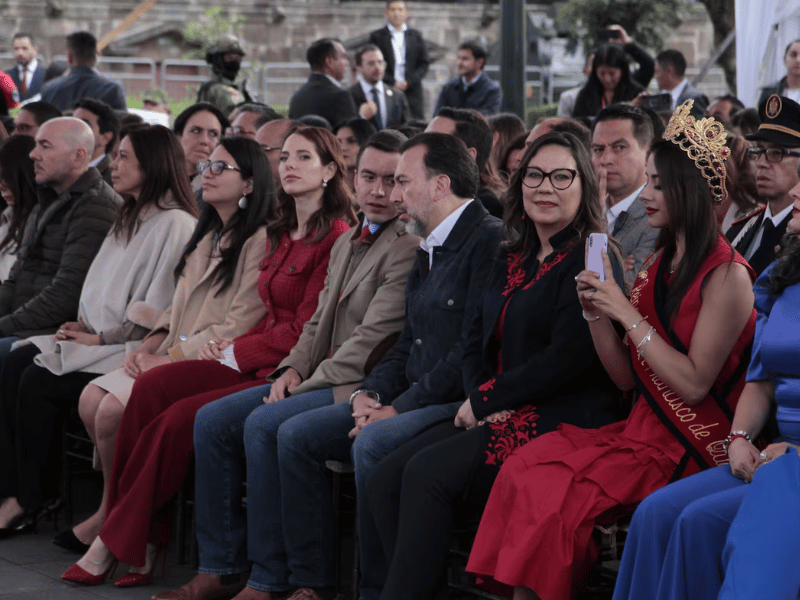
[663,99,728,205]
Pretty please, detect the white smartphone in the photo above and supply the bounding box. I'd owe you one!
[587,233,608,282]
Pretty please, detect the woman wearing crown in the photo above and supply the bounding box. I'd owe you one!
[465,101,758,600]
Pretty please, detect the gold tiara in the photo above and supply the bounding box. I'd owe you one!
[662,99,728,205]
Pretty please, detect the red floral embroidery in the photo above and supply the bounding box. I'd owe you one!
[478,378,496,392]
[522,241,577,290]
[502,252,526,297]
[484,405,540,466]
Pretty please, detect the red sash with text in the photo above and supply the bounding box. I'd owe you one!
[629,237,756,480]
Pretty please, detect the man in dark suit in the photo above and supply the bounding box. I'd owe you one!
[591,104,659,287]
[349,44,410,130]
[288,37,357,130]
[6,33,46,101]
[434,39,502,117]
[368,0,430,120]
[654,49,708,118]
[73,98,120,186]
[40,31,126,111]
[727,94,800,276]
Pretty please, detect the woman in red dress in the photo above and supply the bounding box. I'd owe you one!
[466,101,758,600]
[61,127,354,587]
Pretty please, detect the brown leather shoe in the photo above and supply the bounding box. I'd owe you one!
[152,573,248,600]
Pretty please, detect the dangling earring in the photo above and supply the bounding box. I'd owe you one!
[521,212,526,221]
[238,195,248,209]
[322,179,328,188]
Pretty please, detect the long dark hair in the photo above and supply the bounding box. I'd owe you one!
[502,132,606,258]
[766,233,800,297]
[649,138,726,318]
[266,126,356,255]
[574,45,643,118]
[0,136,37,254]
[175,136,275,295]
[113,125,199,243]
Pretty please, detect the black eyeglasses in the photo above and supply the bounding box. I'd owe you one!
[746,147,800,163]
[522,168,578,190]
[197,160,241,175]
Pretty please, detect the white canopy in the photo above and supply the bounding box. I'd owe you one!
[736,0,800,107]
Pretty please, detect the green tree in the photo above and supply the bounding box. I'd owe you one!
[556,0,681,57]
[183,7,243,59]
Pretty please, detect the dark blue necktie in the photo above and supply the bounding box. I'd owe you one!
[371,88,383,129]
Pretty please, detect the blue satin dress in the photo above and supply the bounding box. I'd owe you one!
[612,265,800,600]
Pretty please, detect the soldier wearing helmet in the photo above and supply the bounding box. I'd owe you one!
[196,35,252,116]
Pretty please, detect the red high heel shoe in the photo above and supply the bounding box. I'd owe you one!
[115,546,166,587]
[61,558,118,585]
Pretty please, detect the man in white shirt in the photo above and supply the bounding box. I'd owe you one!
[349,44,410,130]
[368,1,430,120]
[654,49,708,117]
[6,32,46,101]
[591,104,659,286]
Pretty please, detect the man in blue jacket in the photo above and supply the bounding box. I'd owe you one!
[434,39,502,117]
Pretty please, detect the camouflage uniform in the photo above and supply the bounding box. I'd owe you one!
[196,74,249,116]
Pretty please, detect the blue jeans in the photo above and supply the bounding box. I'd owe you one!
[193,383,336,592]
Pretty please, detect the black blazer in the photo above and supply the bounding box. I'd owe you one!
[6,63,47,101]
[368,26,430,90]
[288,73,358,130]
[461,227,624,427]
[362,201,502,414]
[348,83,410,129]
[727,206,791,277]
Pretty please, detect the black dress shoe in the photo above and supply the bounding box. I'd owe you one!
[0,512,32,539]
[53,528,91,553]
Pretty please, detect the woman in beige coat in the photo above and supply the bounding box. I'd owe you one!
[51,132,272,554]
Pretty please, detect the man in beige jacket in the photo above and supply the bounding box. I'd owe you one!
[157,128,419,600]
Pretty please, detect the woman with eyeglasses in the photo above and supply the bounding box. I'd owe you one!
[466,104,757,600]
[367,132,627,600]
[0,125,198,538]
[62,128,354,588]
[50,134,270,557]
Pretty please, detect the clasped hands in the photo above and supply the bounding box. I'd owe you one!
[348,393,397,438]
[728,439,800,483]
[54,320,102,346]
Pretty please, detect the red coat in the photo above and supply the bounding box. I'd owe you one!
[233,219,351,378]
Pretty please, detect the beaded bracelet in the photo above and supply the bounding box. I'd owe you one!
[722,430,751,454]
[636,326,655,360]
[582,310,600,322]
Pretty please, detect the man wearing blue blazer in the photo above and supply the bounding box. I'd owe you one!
[6,33,46,101]
[434,39,502,118]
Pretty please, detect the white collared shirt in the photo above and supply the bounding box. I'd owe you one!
[324,73,343,88]
[667,79,689,110]
[358,75,387,127]
[606,184,645,229]
[460,73,482,89]
[419,200,473,269]
[745,202,793,260]
[388,23,407,82]
[17,58,38,89]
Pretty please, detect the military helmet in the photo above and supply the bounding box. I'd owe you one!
[206,34,245,63]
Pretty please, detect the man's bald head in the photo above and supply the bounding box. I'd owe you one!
[30,117,96,194]
[256,119,296,182]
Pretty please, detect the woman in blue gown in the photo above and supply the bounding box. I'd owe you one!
[612,190,800,600]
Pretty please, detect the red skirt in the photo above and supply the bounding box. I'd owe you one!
[466,400,683,600]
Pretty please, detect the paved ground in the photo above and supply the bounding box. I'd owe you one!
[0,515,196,600]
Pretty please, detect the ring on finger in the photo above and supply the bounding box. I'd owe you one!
[760,451,767,460]
[207,340,217,347]
[589,289,596,298]
[574,275,580,282]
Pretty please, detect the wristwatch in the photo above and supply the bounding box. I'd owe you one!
[349,389,380,411]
